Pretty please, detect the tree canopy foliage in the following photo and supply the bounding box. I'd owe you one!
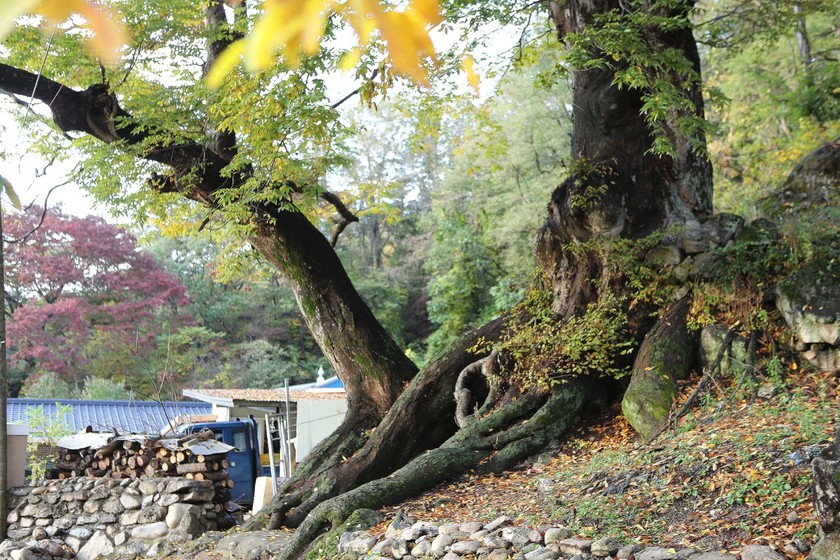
[705,1,840,216]
[0,0,836,393]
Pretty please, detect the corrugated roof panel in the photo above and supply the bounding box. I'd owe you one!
[7,399,212,435]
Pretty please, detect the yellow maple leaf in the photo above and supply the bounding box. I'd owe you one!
[412,0,443,26]
[206,40,247,89]
[462,55,480,94]
[381,6,442,84]
[344,0,378,42]
[34,0,128,65]
[207,0,442,87]
[339,47,362,71]
[0,0,128,66]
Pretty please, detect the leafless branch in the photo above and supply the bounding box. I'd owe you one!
[118,41,144,87]
[8,180,72,244]
[320,189,359,246]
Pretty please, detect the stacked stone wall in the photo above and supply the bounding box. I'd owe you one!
[4,476,232,560]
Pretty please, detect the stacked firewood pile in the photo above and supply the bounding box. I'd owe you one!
[50,428,234,512]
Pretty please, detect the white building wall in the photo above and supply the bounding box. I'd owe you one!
[295,400,348,460]
[7,424,28,489]
[211,404,230,421]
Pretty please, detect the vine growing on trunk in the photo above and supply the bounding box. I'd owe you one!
[471,275,637,391]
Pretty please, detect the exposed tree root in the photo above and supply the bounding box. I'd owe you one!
[245,410,376,532]
[246,318,508,531]
[455,348,503,429]
[278,377,606,560]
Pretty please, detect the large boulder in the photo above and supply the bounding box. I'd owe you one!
[699,324,754,377]
[622,298,696,439]
[778,262,840,346]
[758,138,840,225]
[677,213,744,255]
[813,444,840,533]
[759,138,840,371]
[809,437,840,560]
[777,260,840,371]
[810,532,840,560]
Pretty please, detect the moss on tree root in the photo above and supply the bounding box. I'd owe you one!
[242,412,374,532]
[277,377,602,560]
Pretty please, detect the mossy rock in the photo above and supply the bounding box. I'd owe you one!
[342,508,383,531]
[777,259,840,347]
[735,218,779,245]
[305,508,383,560]
[810,531,840,560]
[622,299,695,439]
[758,139,840,228]
[622,370,679,440]
[699,324,754,377]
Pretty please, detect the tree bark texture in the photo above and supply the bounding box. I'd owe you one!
[793,3,812,66]
[541,0,713,317]
[0,0,716,552]
[248,317,508,530]
[0,58,526,545]
[0,59,419,522]
[277,375,606,560]
[813,436,840,533]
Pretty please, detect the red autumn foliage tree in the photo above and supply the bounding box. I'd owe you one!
[3,206,190,388]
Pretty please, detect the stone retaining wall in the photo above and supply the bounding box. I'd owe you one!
[338,513,797,560]
[4,476,230,560]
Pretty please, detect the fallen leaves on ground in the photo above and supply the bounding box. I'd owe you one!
[378,369,838,558]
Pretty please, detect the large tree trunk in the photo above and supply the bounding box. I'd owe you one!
[248,317,509,531]
[541,0,712,316]
[277,374,609,560]
[248,210,416,419]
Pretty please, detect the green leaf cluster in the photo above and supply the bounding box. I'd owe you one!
[21,370,134,401]
[496,281,635,389]
[707,5,840,217]
[419,48,572,359]
[25,403,73,482]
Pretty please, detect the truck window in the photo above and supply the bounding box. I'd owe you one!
[232,429,247,452]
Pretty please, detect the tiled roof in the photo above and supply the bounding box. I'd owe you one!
[7,399,212,435]
[183,387,346,405]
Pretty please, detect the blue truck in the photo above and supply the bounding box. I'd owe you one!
[176,416,286,505]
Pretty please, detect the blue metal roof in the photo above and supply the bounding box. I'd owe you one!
[7,399,212,435]
[314,376,344,389]
[290,376,345,390]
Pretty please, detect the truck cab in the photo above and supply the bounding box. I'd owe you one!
[177,417,284,506]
